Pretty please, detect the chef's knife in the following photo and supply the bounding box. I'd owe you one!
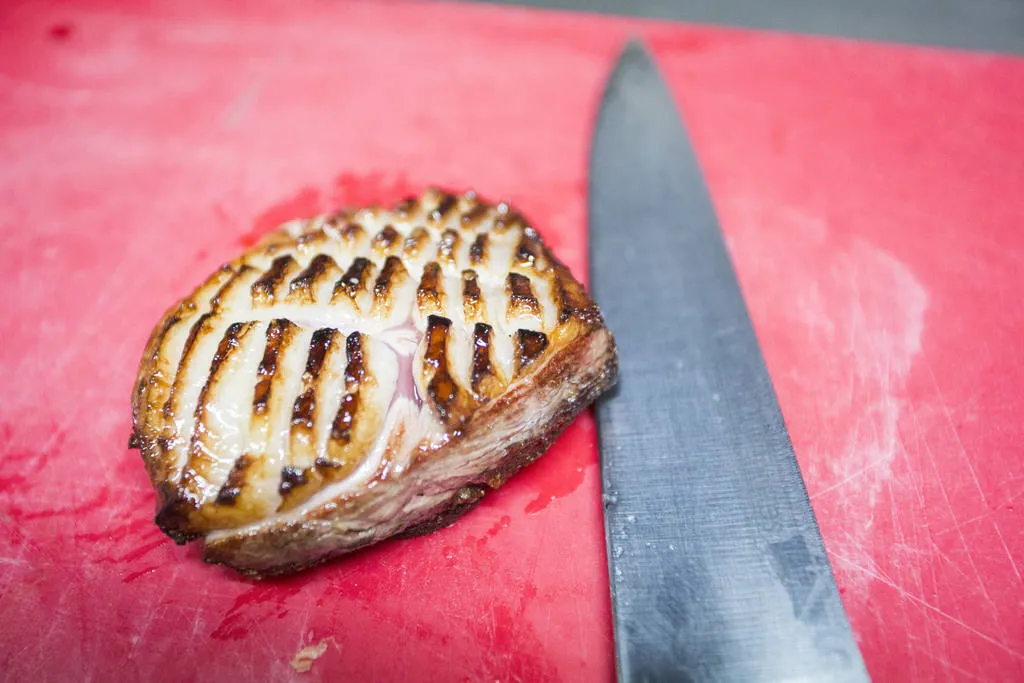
[589,41,869,683]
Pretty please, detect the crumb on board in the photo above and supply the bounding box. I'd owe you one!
[290,637,336,673]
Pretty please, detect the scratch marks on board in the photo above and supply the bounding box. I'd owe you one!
[907,634,987,683]
[932,488,1024,539]
[832,551,1024,662]
[921,359,1024,584]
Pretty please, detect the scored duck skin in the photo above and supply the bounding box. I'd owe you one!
[130,188,618,577]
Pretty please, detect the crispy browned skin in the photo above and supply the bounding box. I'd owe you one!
[130,188,617,576]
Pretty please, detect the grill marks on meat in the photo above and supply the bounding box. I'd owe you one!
[420,315,474,427]
[371,256,411,317]
[323,332,390,480]
[185,321,256,504]
[252,256,301,306]
[278,329,387,511]
[288,328,336,466]
[461,270,485,324]
[288,254,342,304]
[333,257,377,310]
[506,272,541,321]
[131,187,618,574]
[515,329,550,376]
[470,323,504,400]
[416,261,445,316]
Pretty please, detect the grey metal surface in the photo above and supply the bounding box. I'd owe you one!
[589,42,869,683]
[466,0,1024,55]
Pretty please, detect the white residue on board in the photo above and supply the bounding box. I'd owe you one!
[729,202,929,588]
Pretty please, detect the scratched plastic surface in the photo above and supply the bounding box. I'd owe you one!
[1,1,1022,681]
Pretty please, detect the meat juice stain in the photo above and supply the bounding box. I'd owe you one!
[48,23,73,41]
[239,172,419,248]
[0,471,28,489]
[331,171,419,209]
[0,423,66,475]
[239,187,321,247]
[485,515,511,539]
[211,542,401,641]
[122,566,159,584]
[522,417,596,515]
[74,513,152,543]
[5,484,110,522]
[211,581,305,640]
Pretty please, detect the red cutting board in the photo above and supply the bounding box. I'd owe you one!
[2,1,1022,681]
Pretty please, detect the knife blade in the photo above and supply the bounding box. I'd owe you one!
[589,41,869,683]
